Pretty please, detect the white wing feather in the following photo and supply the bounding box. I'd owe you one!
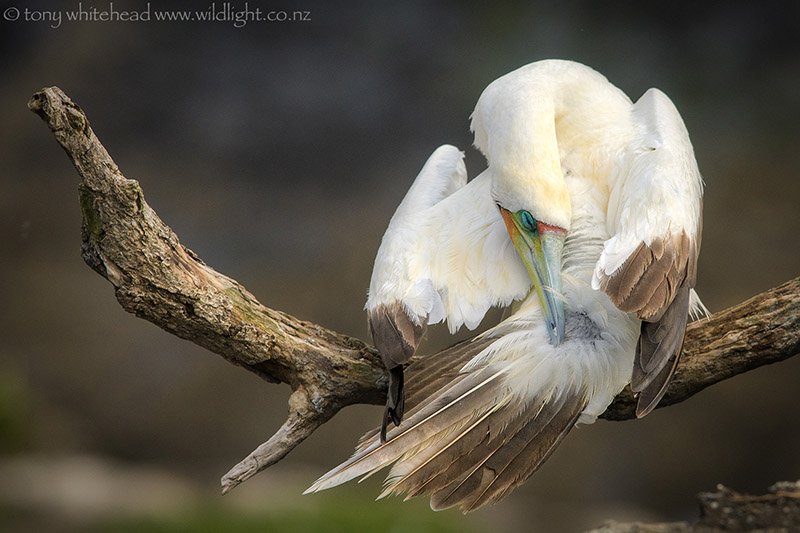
[593,88,703,283]
[366,146,531,333]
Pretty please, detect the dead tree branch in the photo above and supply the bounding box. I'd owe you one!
[29,87,800,495]
[589,481,800,532]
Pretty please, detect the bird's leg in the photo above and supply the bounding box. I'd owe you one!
[381,365,405,443]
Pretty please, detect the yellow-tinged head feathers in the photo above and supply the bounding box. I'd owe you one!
[472,73,572,229]
[470,60,633,231]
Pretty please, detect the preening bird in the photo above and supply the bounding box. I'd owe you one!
[306,60,708,512]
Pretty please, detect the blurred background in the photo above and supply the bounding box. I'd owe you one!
[2,1,799,531]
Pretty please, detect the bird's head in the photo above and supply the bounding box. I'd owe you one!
[470,62,574,346]
[483,114,571,346]
[474,145,570,349]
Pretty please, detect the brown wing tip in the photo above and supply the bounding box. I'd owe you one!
[631,286,690,417]
[600,232,698,322]
[632,345,682,418]
[635,393,661,418]
[368,303,426,368]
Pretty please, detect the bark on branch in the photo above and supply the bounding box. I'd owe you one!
[29,87,800,496]
[589,481,800,532]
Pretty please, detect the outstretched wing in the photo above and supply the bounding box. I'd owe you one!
[592,88,704,417]
[367,145,531,435]
[366,145,531,354]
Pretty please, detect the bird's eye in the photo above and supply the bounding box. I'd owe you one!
[519,210,537,232]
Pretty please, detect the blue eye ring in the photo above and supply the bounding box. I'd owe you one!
[519,210,537,232]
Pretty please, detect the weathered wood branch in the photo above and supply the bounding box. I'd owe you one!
[589,481,800,532]
[29,87,800,495]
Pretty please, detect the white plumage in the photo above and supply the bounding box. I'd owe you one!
[366,149,531,332]
[307,59,707,512]
[595,88,704,282]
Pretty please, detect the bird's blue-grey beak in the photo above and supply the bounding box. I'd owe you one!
[500,207,566,345]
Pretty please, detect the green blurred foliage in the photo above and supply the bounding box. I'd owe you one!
[88,498,477,533]
[0,372,31,454]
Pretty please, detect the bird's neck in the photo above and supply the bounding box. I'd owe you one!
[477,63,634,230]
[559,169,616,285]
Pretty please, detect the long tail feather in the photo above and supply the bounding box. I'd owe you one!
[307,284,633,511]
[464,394,585,511]
[404,337,496,409]
[353,337,495,453]
[429,390,586,512]
[304,360,511,493]
[407,406,536,500]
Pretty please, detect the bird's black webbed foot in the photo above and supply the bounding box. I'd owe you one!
[380,365,405,443]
